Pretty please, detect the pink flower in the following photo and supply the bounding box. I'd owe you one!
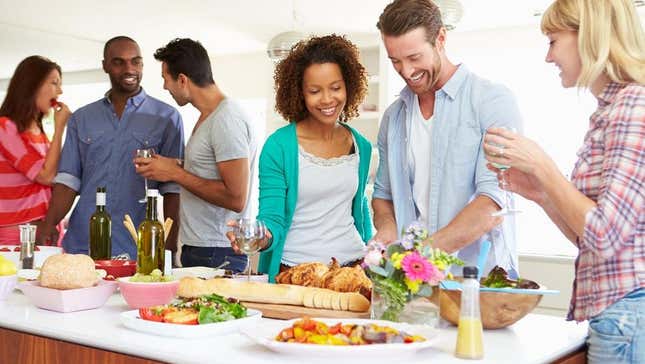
[364,248,383,267]
[401,252,433,281]
[425,263,446,286]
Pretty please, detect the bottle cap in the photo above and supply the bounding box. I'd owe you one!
[463,266,478,279]
[147,189,159,197]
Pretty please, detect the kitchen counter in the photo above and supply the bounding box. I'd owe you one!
[0,290,587,364]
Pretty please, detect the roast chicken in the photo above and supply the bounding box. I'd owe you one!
[275,258,372,298]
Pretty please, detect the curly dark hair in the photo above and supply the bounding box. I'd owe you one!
[274,34,368,123]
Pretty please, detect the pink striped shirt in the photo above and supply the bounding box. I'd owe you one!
[0,116,52,226]
[568,82,645,321]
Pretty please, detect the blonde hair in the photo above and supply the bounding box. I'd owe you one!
[541,0,645,87]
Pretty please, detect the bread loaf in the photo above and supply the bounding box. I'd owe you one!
[178,277,370,312]
[40,254,99,290]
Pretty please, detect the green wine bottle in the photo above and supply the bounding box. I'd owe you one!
[89,187,111,260]
[136,189,165,274]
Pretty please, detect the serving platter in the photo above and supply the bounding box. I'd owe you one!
[242,317,438,357]
[120,308,262,338]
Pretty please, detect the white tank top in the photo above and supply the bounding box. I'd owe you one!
[281,138,365,266]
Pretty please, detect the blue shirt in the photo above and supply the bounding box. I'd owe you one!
[55,89,184,258]
[373,65,523,276]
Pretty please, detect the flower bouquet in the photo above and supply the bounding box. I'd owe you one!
[364,222,463,325]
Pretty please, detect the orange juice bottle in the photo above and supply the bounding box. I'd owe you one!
[455,266,484,359]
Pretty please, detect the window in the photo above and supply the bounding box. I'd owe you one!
[448,26,597,257]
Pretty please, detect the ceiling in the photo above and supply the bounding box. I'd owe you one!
[0,0,565,78]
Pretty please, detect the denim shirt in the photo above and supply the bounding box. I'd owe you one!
[54,89,184,258]
[373,65,523,275]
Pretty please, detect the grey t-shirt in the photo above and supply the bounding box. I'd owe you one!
[179,98,258,248]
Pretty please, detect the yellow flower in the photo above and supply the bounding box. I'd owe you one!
[390,252,407,269]
[434,261,446,271]
[404,278,421,294]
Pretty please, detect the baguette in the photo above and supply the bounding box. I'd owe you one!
[301,288,370,312]
[177,277,370,312]
[178,277,306,305]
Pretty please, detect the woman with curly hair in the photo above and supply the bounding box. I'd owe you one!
[485,0,643,361]
[249,34,372,281]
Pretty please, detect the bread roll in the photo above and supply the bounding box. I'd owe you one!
[40,254,99,290]
[178,277,370,312]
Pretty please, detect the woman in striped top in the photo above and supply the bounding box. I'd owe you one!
[0,56,71,244]
[484,0,644,363]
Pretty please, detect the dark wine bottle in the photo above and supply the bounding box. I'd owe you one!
[89,187,111,260]
[136,189,165,274]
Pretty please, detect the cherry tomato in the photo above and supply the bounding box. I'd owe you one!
[138,307,164,322]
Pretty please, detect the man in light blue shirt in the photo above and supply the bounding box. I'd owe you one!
[39,36,184,259]
[373,0,522,275]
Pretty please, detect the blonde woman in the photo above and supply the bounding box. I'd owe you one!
[484,0,644,362]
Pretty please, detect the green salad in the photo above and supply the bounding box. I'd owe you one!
[130,269,174,282]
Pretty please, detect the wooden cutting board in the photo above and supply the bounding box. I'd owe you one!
[242,302,370,320]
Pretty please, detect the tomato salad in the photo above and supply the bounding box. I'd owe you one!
[139,294,247,325]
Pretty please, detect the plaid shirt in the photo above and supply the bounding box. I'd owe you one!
[568,82,645,322]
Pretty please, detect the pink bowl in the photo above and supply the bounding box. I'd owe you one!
[0,274,17,300]
[117,276,179,309]
[18,280,117,312]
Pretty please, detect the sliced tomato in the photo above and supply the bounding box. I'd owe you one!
[139,307,165,322]
[299,318,317,331]
[328,323,342,335]
[163,310,198,325]
[0,247,10,252]
[13,247,20,252]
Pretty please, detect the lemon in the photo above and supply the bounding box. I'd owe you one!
[0,259,17,276]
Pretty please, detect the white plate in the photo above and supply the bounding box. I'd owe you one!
[120,308,262,338]
[242,318,438,357]
[171,266,225,280]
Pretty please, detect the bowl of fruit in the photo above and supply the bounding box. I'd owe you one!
[117,269,179,309]
[0,255,18,300]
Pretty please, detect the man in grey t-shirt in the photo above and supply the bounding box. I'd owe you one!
[135,38,257,272]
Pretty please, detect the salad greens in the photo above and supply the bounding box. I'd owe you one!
[173,294,247,324]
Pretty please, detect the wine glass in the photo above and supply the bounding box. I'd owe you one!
[485,126,521,216]
[135,148,155,203]
[230,218,266,281]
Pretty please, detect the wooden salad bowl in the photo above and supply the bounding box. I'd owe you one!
[433,287,543,329]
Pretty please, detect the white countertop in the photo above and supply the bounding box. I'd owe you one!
[0,290,587,364]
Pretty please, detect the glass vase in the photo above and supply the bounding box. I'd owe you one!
[370,285,440,328]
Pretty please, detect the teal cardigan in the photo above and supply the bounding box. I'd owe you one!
[257,122,373,282]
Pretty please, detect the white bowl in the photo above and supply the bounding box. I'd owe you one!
[230,273,269,283]
[172,266,225,280]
